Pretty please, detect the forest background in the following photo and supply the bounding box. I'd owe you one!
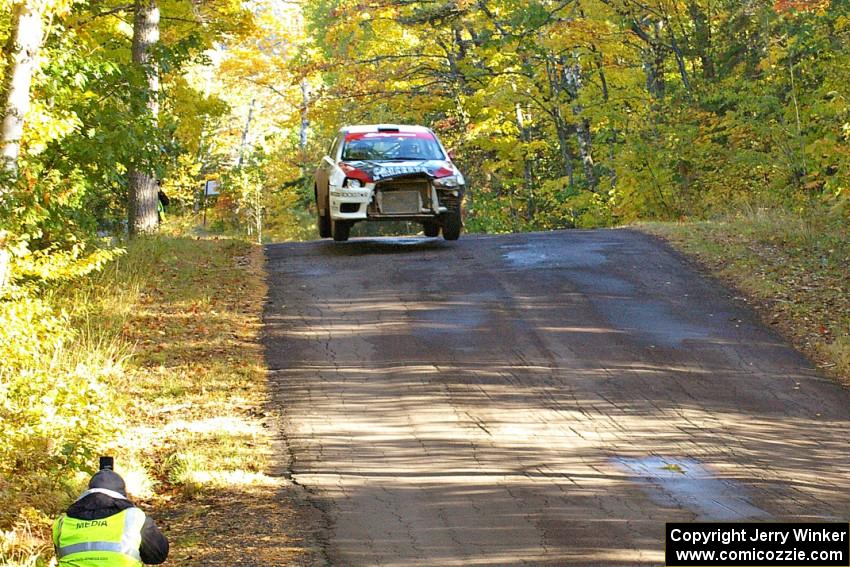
[1,0,848,563]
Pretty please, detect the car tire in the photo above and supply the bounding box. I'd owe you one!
[331,219,351,242]
[317,191,331,238]
[423,221,440,237]
[441,207,462,241]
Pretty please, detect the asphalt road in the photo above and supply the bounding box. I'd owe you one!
[263,230,850,566]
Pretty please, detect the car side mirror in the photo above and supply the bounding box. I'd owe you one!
[447,148,456,161]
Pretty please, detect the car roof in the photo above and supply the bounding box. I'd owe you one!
[341,124,433,134]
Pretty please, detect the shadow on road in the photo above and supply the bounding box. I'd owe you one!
[262,229,850,566]
[316,236,455,257]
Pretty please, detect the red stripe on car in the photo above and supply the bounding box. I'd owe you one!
[345,132,436,141]
[339,162,373,183]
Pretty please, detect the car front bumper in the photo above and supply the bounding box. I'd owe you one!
[330,182,462,222]
[329,186,373,220]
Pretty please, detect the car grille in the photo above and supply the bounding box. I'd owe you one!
[373,180,432,215]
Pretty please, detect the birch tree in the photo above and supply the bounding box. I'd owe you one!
[0,0,46,174]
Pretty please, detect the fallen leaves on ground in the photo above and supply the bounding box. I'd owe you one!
[115,237,323,566]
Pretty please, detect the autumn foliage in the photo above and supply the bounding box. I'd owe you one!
[2,0,850,561]
[278,0,850,231]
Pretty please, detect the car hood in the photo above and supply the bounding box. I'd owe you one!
[341,159,457,182]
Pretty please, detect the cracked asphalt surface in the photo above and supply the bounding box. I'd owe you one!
[262,230,850,566]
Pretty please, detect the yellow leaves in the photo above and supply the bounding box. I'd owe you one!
[539,17,614,51]
[23,102,81,155]
[0,287,122,519]
[11,242,124,284]
[0,295,72,369]
[28,0,77,19]
[773,0,829,14]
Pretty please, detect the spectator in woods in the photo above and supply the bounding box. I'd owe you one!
[157,181,170,223]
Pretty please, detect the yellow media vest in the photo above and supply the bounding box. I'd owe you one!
[53,507,146,566]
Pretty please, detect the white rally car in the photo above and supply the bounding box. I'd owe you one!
[314,124,466,241]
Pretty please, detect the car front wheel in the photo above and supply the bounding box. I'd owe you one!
[317,191,331,238]
[331,219,351,242]
[441,207,462,241]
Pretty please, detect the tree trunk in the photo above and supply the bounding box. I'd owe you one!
[553,111,575,186]
[575,117,597,190]
[0,0,45,174]
[299,80,309,150]
[667,29,691,95]
[563,60,598,190]
[595,59,609,102]
[544,56,576,186]
[643,46,666,100]
[515,103,536,221]
[127,0,160,235]
[132,0,160,114]
[299,80,312,199]
[594,56,618,190]
[632,19,667,100]
[650,21,667,99]
[254,185,263,244]
[238,98,256,167]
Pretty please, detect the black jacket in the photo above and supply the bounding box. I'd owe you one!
[65,492,169,564]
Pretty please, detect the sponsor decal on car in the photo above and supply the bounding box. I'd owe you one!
[342,160,455,182]
[373,165,428,179]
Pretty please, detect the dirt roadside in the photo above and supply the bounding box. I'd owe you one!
[113,239,326,566]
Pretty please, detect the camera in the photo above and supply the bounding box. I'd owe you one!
[99,456,114,471]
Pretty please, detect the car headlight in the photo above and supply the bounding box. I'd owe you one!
[345,178,363,188]
[433,175,461,188]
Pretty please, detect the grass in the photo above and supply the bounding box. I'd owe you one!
[95,236,302,562]
[0,517,43,567]
[63,236,274,494]
[1,233,312,565]
[638,208,850,382]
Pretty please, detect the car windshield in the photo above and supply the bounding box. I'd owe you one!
[342,133,444,161]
